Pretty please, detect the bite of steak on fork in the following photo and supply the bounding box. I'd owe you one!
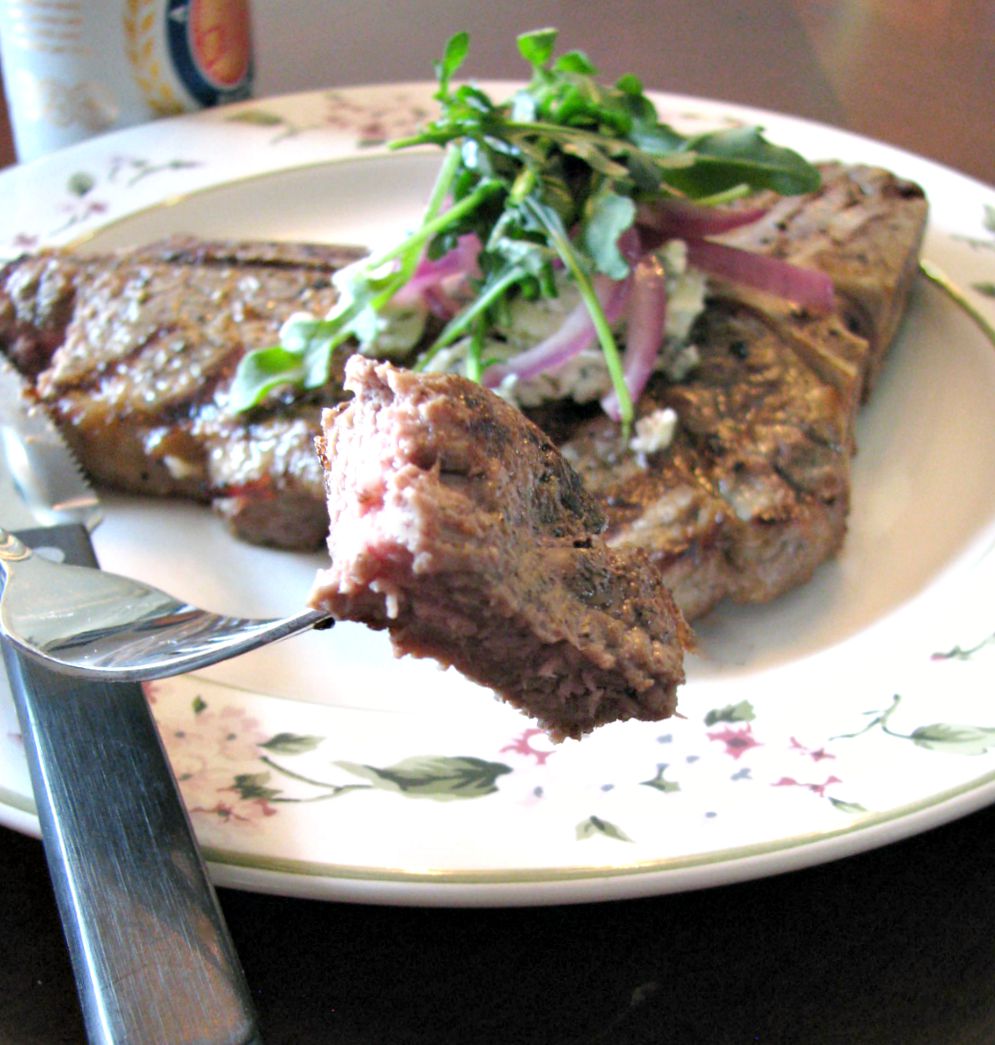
[309,357,693,740]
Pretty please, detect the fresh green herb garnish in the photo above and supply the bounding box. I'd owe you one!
[229,28,821,429]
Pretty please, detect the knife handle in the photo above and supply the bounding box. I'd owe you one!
[2,524,260,1045]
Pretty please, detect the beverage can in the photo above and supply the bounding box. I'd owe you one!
[0,0,253,162]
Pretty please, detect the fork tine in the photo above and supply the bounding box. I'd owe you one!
[1,525,331,681]
[41,607,330,681]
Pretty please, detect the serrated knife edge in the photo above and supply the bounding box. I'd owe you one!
[0,355,101,529]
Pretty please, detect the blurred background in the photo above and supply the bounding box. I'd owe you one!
[0,0,992,181]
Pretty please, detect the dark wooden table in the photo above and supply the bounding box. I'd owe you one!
[1,3,993,1041]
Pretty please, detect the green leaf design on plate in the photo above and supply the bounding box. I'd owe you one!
[226,109,287,127]
[260,732,324,756]
[983,203,995,235]
[829,797,868,815]
[191,695,207,715]
[952,205,995,253]
[834,695,995,755]
[972,282,995,298]
[231,772,282,802]
[909,724,995,755]
[932,631,995,660]
[641,763,681,793]
[67,171,95,196]
[577,816,632,842]
[704,700,756,726]
[335,756,511,800]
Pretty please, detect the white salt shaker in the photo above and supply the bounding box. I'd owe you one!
[0,0,253,162]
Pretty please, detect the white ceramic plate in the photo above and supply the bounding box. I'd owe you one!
[1,84,993,906]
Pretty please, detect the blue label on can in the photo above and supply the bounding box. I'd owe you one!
[165,0,253,107]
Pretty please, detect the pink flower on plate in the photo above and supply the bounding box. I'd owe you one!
[320,91,430,145]
[500,728,556,766]
[158,702,276,827]
[773,775,843,798]
[160,703,267,766]
[211,705,269,763]
[790,736,836,762]
[706,723,761,759]
[187,770,280,826]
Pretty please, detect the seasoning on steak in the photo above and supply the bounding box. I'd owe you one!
[308,356,692,740]
[0,163,928,621]
[539,163,928,618]
[0,236,364,548]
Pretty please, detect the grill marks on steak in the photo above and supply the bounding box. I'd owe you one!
[309,357,692,740]
[721,162,927,401]
[544,164,927,618]
[0,236,364,547]
[557,300,857,617]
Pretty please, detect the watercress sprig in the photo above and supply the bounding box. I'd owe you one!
[229,27,822,431]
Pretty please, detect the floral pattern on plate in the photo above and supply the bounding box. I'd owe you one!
[0,83,993,904]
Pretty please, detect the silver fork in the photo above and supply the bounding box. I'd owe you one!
[0,527,332,681]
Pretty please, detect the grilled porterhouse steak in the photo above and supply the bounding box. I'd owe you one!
[309,357,692,740]
[0,163,927,619]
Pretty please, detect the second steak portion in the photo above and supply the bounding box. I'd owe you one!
[544,163,928,618]
[0,236,364,548]
[309,357,692,740]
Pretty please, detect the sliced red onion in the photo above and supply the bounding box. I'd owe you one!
[420,283,464,319]
[404,200,834,426]
[392,233,482,308]
[617,224,644,263]
[601,255,668,422]
[685,238,837,313]
[484,275,630,388]
[636,199,768,239]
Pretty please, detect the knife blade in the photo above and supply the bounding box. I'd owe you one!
[0,359,260,1044]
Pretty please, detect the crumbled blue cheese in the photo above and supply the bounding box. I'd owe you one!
[500,279,584,348]
[654,240,707,382]
[328,240,706,416]
[661,342,701,382]
[629,406,678,457]
[658,240,707,343]
[443,240,708,409]
[495,348,610,407]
